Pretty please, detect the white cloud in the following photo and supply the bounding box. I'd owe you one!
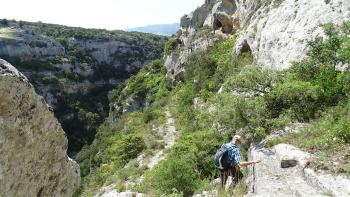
[0,0,204,29]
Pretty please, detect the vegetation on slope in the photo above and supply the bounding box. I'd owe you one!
[0,19,167,155]
[75,20,350,196]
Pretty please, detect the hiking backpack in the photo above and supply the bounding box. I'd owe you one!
[214,145,232,170]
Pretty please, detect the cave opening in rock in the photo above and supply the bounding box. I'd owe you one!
[213,19,223,31]
[240,40,252,54]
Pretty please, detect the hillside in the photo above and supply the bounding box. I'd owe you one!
[126,23,180,36]
[1,0,350,197]
[75,0,350,196]
[0,20,167,155]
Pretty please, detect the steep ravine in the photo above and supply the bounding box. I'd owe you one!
[51,0,350,196]
[0,20,167,154]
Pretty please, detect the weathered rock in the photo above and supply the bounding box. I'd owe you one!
[0,27,65,61]
[304,168,350,197]
[247,144,321,196]
[167,0,240,80]
[247,143,350,197]
[213,12,234,33]
[234,0,261,28]
[0,59,80,197]
[235,0,350,70]
[204,0,238,29]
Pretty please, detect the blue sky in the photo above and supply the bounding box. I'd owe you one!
[0,0,204,30]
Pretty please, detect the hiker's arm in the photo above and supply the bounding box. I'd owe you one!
[239,160,261,167]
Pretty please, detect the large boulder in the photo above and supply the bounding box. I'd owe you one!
[235,0,350,70]
[0,59,80,197]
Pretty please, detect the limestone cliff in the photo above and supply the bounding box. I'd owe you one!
[166,0,239,80]
[166,0,350,80]
[235,0,350,69]
[0,59,80,197]
[0,21,166,154]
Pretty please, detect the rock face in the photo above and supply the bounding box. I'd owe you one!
[235,0,350,69]
[166,0,239,80]
[246,127,350,197]
[247,143,350,197]
[168,0,350,80]
[0,59,80,196]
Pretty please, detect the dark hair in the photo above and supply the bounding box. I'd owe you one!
[227,133,234,142]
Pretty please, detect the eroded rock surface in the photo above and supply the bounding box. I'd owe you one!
[167,0,239,80]
[235,0,350,69]
[247,144,350,197]
[0,59,80,197]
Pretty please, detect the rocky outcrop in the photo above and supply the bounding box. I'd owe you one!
[0,59,80,196]
[170,0,350,78]
[0,28,65,61]
[167,0,240,80]
[235,0,350,69]
[204,0,238,32]
[246,126,350,197]
[247,143,350,197]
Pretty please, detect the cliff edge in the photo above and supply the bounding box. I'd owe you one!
[0,59,80,197]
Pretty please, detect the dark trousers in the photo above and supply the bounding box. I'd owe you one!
[219,165,243,189]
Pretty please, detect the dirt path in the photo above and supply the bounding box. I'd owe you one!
[146,110,176,168]
[96,110,178,197]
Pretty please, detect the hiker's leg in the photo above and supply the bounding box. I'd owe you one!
[220,170,227,189]
[232,166,244,184]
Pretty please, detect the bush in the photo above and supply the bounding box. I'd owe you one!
[224,65,275,94]
[144,151,200,196]
[164,38,181,55]
[266,81,321,121]
[1,19,8,26]
[42,75,59,85]
[139,130,225,196]
[185,51,218,83]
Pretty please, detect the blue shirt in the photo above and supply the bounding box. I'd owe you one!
[223,142,241,166]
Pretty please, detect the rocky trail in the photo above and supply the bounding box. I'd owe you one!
[193,125,350,197]
[95,110,178,197]
[146,110,176,168]
[246,129,350,197]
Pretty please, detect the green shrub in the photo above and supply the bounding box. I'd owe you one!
[139,130,224,196]
[224,65,275,93]
[164,38,180,55]
[290,61,320,81]
[0,19,8,26]
[143,151,200,196]
[42,75,59,85]
[185,51,218,83]
[266,81,321,121]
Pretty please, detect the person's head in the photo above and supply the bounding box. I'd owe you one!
[232,135,242,145]
[228,133,242,145]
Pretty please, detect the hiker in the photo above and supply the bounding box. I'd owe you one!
[215,134,261,189]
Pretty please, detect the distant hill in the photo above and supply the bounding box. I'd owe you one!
[126,23,179,36]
